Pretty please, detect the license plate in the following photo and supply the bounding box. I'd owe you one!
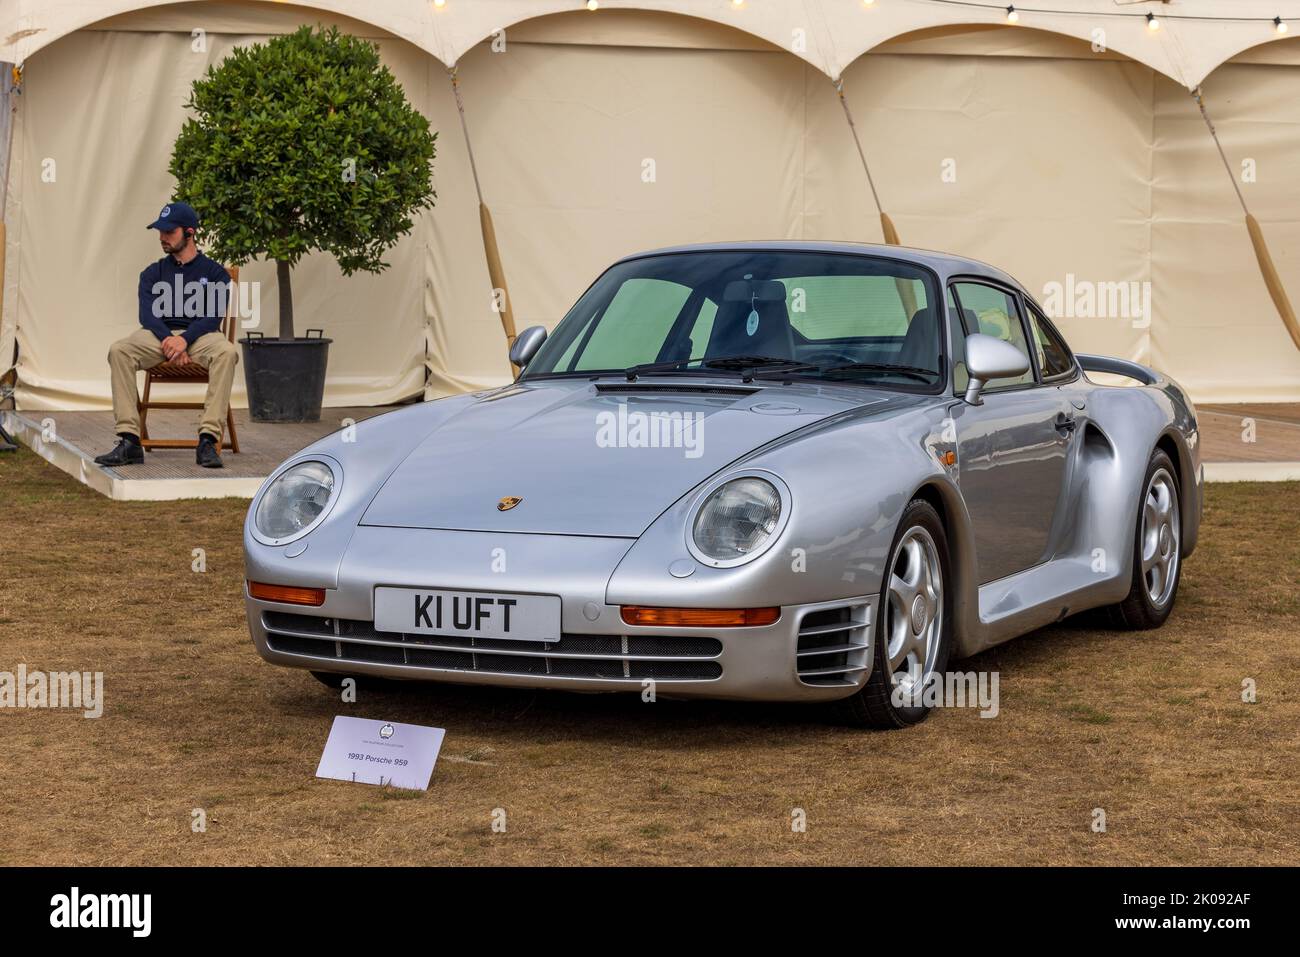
[373,587,561,642]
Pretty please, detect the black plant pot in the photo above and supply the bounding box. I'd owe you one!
[239,332,332,423]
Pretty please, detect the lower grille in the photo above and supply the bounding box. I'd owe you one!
[263,612,723,682]
[796,604,871,687]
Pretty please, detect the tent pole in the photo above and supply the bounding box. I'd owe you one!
[1192,86,1300,352]
[1,65,17,349]
[834,77,901,247]
[0,64,15,210]
[449,64,519,373]
[0,62,18,443]
[0,66,15,447]
[834,76,916,319]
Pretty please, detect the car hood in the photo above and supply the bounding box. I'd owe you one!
[358,378,893,536]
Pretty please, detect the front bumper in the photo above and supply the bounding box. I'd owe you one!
[245,527,875,703]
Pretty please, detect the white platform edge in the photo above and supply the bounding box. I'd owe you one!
[1202,461,1300,483]
[2,410,264,501]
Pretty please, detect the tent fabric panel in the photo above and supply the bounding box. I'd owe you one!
[3,6,1300,407]
[11,28,428,411]
[1150,67,1300,403]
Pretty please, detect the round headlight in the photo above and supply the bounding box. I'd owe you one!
[691,476,783,565]
[255,461,335,540]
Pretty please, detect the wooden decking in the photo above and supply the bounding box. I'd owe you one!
[1197,404,1300,479]
[63,406,393,479]
[1,406,400,499]
[1199,404,1300,465]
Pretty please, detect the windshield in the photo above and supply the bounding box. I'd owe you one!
[523,250,944,388]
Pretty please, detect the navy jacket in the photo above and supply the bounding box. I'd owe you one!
[137,253,232,347]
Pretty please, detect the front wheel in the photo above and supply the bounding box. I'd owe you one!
[1106,449,1182,630]
[830,498,953,729]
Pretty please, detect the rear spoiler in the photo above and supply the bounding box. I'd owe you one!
[1076,354,1160,386]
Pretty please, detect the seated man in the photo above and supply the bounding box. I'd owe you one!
[95,202,237,469]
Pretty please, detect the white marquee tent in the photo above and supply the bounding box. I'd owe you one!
[3,0,1300,409]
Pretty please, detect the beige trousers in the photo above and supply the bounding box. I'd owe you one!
[108,327,239,439]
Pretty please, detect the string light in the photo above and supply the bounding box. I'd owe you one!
[572,0,1293,40]
[919,1,1297,32]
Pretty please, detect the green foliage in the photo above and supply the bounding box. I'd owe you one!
[169,26,437,336]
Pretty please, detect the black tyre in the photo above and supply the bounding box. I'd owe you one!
[831,498,954,729]
[1106,449,1182,630]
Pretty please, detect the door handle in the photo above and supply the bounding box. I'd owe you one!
[1054,413,1076,435]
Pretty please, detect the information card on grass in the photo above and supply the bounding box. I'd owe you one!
[316,716,445,790]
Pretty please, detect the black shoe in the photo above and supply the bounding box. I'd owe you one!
[94,434,143,467]
[196,433,224,469]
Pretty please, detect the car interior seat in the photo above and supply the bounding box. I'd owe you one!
[896,305,942,371]
[705,288,795,360]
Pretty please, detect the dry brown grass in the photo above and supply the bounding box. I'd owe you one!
[1,445,1297,866]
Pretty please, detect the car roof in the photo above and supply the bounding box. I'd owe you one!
[613,240,1030,295]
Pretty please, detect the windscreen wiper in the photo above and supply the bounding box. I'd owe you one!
[623,356,817,382]
[821,362,937,382]
[699,356,800,370]
[700,357,821,382]
[624,359,694,381]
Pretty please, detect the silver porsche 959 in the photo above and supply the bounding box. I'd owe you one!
[244,242,1201,728]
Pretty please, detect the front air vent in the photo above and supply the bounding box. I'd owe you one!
[262,612,723,682]
[795,603,871,687]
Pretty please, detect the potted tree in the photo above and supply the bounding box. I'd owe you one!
[169,25,437,422]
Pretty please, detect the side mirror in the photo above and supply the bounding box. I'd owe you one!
[509,325,547,370]
[963,333,1030,406]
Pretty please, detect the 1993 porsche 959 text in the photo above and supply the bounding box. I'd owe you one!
[244,242,1201,727]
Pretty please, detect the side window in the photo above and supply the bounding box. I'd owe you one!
[951,281,1033,389]
[568,278,690,371]
[1027,303,1075,379]
[948,286,968,394]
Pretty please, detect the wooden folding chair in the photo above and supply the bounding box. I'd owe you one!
[139,265,241,453]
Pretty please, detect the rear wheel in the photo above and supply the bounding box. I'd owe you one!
[1106,449,1182,630]
[831,498,953,729]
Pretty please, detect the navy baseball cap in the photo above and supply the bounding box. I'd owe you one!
[146,201,199,231]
